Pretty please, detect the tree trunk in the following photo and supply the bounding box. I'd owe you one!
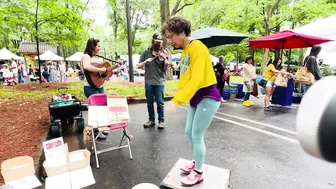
[299,48,304,66]
[159,0,173,80]
[160,0,170,49]
[260,0,281,75]
[35,0,42,83]
[260,9,271,76]
[113,11,118,40]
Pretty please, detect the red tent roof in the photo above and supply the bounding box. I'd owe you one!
[249,30,333,49]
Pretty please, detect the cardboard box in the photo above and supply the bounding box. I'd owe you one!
[1,156,41,188]
[42,143,95,189]
[1,156,35,182]
[43,144,91,176]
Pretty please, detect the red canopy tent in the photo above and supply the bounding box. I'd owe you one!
[249,30,333,49]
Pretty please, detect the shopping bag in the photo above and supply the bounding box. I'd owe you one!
[258,78,268,88]
[251,83,258,97]
[294,56,315,84]
[274,73,288,87]
[294,66,315,84]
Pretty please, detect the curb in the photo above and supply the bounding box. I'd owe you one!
[127,96,174,104]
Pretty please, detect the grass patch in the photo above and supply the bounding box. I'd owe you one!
[0,80,179,101]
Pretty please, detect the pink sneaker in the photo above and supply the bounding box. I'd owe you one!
[180,161,195,173]
[181,170,204,186]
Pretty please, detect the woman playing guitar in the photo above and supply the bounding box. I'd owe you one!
[82,38,120,140]
[82,38,119,98]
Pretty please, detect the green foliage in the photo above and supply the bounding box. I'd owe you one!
[105,0,159,56]
[0,0,90,54]
[321,65,333,76]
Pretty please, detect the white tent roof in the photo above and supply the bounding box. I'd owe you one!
[66,52,84,61]
[0,48,24,60]
[210,55,219,63]
[294,15,336,66]
[172,53,181,59]
[34,50,64,61]
[171,53,219,63]
[120,54,141,66]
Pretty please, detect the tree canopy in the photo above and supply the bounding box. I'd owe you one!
[1,0,335,68]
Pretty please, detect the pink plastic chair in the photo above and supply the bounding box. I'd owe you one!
[88,93,133,168]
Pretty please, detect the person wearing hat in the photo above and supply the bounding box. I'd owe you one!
[137,33,170,129]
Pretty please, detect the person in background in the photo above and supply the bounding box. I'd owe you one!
[214,56,226,103]
[21,61,27,83]
[264,58,292,111]
[137,33,170,129]
[28,65,34,76]
[242,55,256,107]
[42,63,50,82]
[302,45,322,94]
[10,58,18,82]
[174,62,180,79]
[59,61,66,82]
[318,58,323,68]
[50,62,58,82]
[17,62,24,83]
[223,66,230,86]
[163,16,221,187]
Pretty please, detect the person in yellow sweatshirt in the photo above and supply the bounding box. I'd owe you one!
[162,16,221,187]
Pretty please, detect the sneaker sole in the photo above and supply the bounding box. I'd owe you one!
[181,178,204,187]
[158,126,165,129]
[143,124,155,128]
[180,168,192,174]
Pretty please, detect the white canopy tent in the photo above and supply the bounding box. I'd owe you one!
[210,55,219,64]
[34,50,64,61]
[66,52,84,61]
[171,53,219,64]
[294,15,336,66]
[120,54,141,67]
[0,48,24,60]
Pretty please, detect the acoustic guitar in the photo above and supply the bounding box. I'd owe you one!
[84,55,123,88]
[84,61,113,88]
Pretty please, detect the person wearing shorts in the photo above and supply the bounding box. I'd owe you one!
[264,58,291,111]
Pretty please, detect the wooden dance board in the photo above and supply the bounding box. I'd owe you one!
[160,158,231,189]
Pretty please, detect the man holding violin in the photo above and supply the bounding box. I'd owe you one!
[137,33,171,129]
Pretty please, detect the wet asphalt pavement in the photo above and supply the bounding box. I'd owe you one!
[62,99,336,189]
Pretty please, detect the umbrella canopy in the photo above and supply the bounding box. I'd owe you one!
[34,50,64,61]
[0,48,24,60]
[66,52,84,61]
[249,30,333,49]
[191,27,249,48]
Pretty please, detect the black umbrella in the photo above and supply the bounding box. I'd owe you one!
[191,27,249,48]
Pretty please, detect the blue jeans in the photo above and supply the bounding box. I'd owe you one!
[84,86,104,98]
[18,72,24,83]
[244,92,251,101]
[145,85,164,122]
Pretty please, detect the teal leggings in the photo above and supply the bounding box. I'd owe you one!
[185,98,220,170]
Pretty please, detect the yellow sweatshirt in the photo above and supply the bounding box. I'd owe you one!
[172,40,217,106]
